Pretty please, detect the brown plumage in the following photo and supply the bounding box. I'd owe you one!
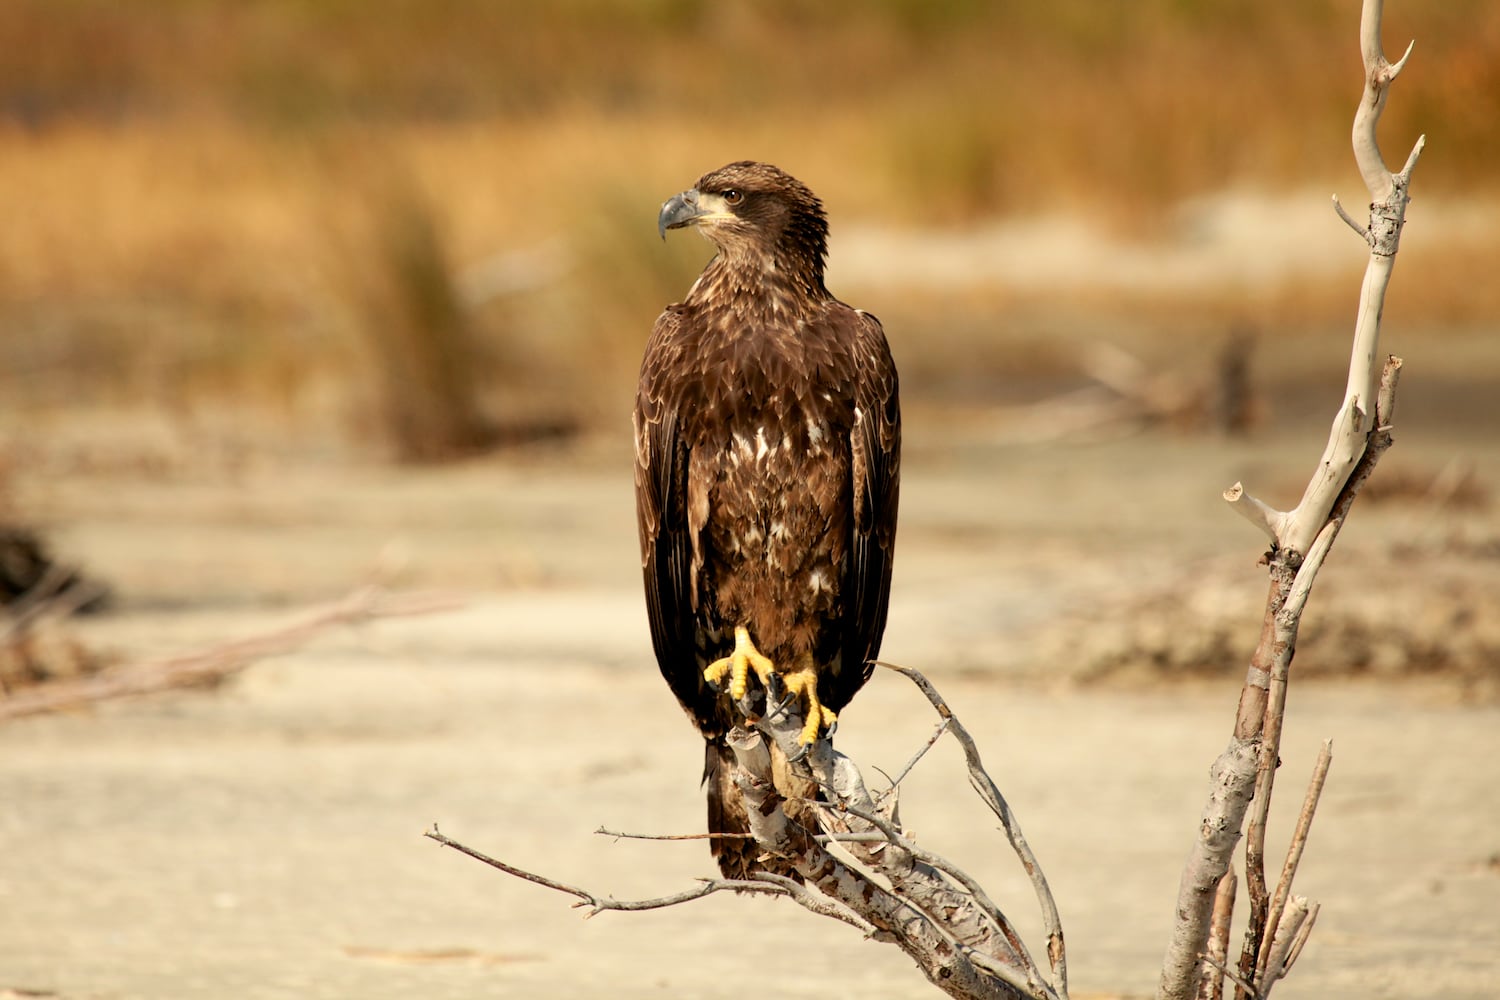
[633,162,900,879]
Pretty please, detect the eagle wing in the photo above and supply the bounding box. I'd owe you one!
[634,307,706,726]
[834,308,901,706]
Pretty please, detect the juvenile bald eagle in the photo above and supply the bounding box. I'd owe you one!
[634,162,900,878]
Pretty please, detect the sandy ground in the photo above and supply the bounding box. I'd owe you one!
[2,405,1498,999]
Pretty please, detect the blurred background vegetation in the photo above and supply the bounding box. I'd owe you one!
[1,0,1495,461]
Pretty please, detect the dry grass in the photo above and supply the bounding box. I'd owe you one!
[0,1,1496,456]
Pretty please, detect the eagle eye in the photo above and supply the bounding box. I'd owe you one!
[722,189,744,207]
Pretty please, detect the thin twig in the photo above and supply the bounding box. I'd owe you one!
[1199,952,1261,1000]
[593,825,886,846]
[1331,195,1368,239]
[594,826,753,842]
[877,716,952,802]
[425,825,784,916]
[816,831,907,844]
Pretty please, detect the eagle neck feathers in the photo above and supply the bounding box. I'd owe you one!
[686,244,830,331]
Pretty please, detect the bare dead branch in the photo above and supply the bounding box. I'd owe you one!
[1239,563,1319,988]
[433,660,1063,1000]
[1198,869,1237,1000]
[592,824,890,849]
[1282,901,1320,977]
[1256,742,1333,982]
[425,825,785,916]
[440,826,877,936]
[964,950,1058,1000]
[1225,3,1419,558]
[1222,483,1287,547]
[748,871,883,937]
[809,793,1037,980]
[594,826,753,842]
[1198,953,1260,1000]
[1233,363,1393,999]
[876,660,1070,999]
[1172,418,1385,998]
[1354,3,1419,201]
[878,716,952,802]
[1163,3,1418,997]
[737,704,1051,1000]
[1260,896,1313,994]
[1376,355,1403,430]
[1331,195,1368,239]
[0,585,463,722]
[1159,736,1260,1000]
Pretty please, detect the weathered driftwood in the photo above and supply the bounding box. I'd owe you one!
[1157,2,1421,998]
[0,585,461,722]
[430,661,1070,1000]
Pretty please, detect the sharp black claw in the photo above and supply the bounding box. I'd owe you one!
[788,741,811,764]
[825,718,839,740]
[761,675,801,722]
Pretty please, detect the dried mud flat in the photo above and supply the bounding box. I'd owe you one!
[1,406,1498,1000]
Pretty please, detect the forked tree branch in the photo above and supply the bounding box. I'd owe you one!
[425,824,789,914]
[430,663,1069,1000]
[0,585,463,722]
[878,661,1068,994]
[1159,1,1419,997]
[1226,0,1421,559]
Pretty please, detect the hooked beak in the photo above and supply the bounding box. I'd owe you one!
[657,189,703,240]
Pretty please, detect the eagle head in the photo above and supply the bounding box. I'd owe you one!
[658,161,828,283]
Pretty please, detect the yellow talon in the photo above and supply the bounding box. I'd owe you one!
[704,629,836,745]
[780,654,838,745]
[703,625,777,702]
